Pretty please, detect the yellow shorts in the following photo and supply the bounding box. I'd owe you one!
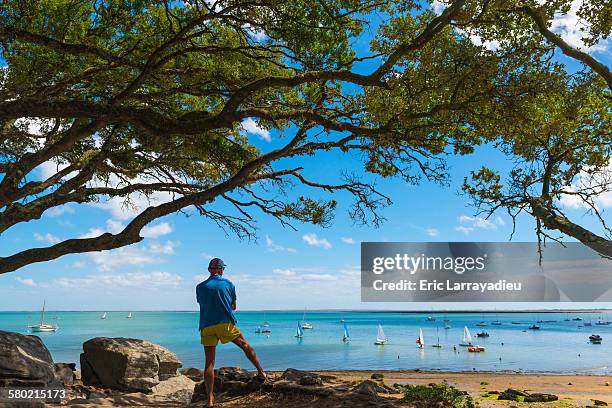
[200,323,241,346]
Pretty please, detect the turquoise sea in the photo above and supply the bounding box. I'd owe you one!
[1,311,611,374]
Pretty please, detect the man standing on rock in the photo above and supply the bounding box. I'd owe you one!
[196,257,266,407]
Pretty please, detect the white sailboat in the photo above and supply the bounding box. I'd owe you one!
[127,312,132,318]
[343,322,350,343]
[416,328,425,348]
[295,321,304,338]
[101,312,107,319]
[27,301,58,332]
[374,324,387,345]
[459,326,473,346]
[301,308,313,329]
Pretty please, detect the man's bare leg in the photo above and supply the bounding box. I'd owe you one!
[232,334,266,378]
[204,345,216,407]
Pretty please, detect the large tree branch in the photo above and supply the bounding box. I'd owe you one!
[520,6,612,91]
[529,199,612,258]
[0,125,308,273]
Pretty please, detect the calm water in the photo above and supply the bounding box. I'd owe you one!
[1,311,611,374]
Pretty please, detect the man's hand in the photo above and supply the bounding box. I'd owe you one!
[232,301,236,310]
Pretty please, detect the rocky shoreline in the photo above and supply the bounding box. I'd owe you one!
[0,330,609,407]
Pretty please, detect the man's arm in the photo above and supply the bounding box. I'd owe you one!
[231,284,237,310]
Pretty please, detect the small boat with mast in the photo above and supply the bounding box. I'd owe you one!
[459,326,473,347]
[101,312,107,319]
[432,326,442,348]
[301,308,313,330]
[27,301,58,332]
[416,328,425,349]
[295,321,304,338]
[374,324,387,345]
[342,322,350,343]
[443,319,451,329]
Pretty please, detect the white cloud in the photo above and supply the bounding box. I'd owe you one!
[45,205,75,218]
[15,277,37,287]
[455,226,474,234]
[70,261,86,269]
[302,273,337,281]
[272,268,297,277]
[53,271,183,288]
[302,233,332,249]
[457,215,504,232]
[265,235,296,252]
[242,118,271,142]
[341,237,355,244]
[148,240,178,255]
[559,161,612,210]
[201,253,215,260]
[34,232,61,244]
[426,228,439,237]
[141,222,173,238]
[548,0,610,52]
[432,0,609,53]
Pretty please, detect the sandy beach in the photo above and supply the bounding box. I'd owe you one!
[209,370,612,407]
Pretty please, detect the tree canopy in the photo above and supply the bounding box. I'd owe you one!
[0,0,610,274]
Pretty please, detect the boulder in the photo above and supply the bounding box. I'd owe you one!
[592,400,608,406]
[0,330,57,387]
[280,368,321,384]
[299,375,323,386]
[353,380,388,397]
[217,366,252,383]
[524,393,558,403]
[55,363,77,386]
[371,373,384,380]
[80,337,181,392]
[179,367,203,382]
[149,374,196,403]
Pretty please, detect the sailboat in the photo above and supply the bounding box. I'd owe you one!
[295,321,304,338]
[101,312,107,319]
[374,324,387,345]
[416,328,425,348]
[342,322,350,343]
[443,319,451,330]
[432,326,442,348]
[27,301,58,332]
[301,308,313,329]
[127,312,132,318]
[459,326,473,346]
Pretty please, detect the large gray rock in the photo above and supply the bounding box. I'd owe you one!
[0,330,57,387]
[80,337,182,392]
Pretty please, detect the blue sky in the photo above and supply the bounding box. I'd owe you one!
[1,2,611,311]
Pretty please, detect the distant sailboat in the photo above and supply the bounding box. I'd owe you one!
[374,324,387,345]
[443,319,451,330]
[127,312,132,318]
[27,300,58,332]
[432,326,442,348]
[101,312,107,319]
[416,328,425,349]
[295,321,304,338]
[301,308,313,329]
[459,326,473,346]
[342,322,350,343]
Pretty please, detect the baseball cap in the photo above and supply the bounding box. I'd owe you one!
[208,258,226,269]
